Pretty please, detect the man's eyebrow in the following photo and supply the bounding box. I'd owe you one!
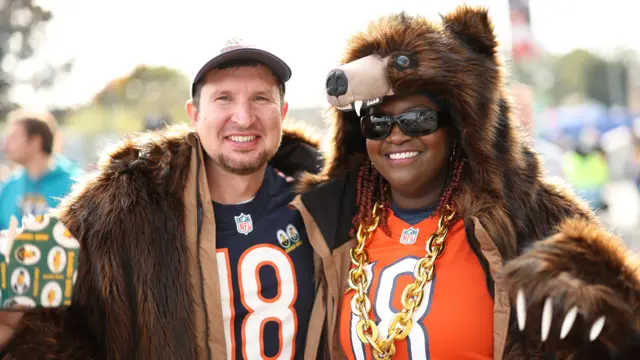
[252,88,278,98]
[207,89,232,98]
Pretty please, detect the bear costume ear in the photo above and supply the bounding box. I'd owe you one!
[441,5,498,57]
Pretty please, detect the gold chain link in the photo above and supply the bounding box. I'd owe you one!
[348,202,456,359]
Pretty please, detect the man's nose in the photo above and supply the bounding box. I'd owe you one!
[326,69,348,97]
[232,102,255,128]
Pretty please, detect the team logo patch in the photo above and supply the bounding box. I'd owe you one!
[277,230,290,248]
[47,246,67,274]
[52,221,80,249]
[399,227,419,245]
[14,244,41,266]
[276,224,303,253]
[22,214,50,231]
[286,224,300,242]
[234,213,253,235]
[41,281,63,307]
[10,267,30,295]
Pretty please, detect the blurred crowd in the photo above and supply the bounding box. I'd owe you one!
[536,121,640,210]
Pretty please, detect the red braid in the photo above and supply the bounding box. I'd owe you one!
[350,161,391,238]
[435,145,465,216]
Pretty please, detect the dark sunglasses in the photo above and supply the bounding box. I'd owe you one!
[360,109,442,140]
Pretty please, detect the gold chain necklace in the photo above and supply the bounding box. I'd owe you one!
[348,202,456,359]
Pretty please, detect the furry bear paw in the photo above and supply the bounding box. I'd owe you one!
[513,285,640,359]
[501,240,640,359]
[514,287,607,343]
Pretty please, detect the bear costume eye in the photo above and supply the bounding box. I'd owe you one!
[396,55,410,67]
[392,54,416,70]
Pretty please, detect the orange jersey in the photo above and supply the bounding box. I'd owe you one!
[338,210,494,359]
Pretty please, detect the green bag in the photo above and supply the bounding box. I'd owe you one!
[0,213,79,310]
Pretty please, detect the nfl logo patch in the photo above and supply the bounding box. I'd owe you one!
[399,227,419,245]
[234,213,253,235]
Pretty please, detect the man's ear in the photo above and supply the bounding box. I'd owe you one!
[281,101,289,122]
[186,99,197,126]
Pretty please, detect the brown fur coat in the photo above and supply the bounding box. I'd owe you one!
[2,124,322,359]
[303,5,640,359]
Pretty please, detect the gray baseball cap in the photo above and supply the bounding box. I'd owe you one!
[190,38,292,98]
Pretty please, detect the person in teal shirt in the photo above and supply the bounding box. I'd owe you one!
[0,109,82,230]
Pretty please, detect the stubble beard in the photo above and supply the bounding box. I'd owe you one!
[198,107,286,175]
[214,150,271,176]
[215,133,283,176]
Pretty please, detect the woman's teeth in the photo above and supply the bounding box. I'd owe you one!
[229,136,256,143]
[388,151,419,160]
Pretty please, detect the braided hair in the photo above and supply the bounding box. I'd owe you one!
[350,143,466,238]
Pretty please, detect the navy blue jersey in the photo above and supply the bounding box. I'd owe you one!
[214,166,315,360]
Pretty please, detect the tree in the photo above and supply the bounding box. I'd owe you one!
[64,65,191,134]
[550,49,630,107]
[549,49,593,104]
[0,0,72,117]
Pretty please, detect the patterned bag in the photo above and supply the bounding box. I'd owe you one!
[0,213,79,310]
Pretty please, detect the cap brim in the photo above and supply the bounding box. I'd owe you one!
[191,48,291,97]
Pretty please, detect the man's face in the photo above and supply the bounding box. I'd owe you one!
[2,122,35,165]
[187,64,288,175]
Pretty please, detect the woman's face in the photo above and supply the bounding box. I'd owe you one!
[365,94,452,199]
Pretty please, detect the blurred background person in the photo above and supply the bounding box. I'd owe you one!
[0,109,82,229]
[562,126,611,210]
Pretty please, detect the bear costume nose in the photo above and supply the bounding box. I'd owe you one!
[326,69,348,97]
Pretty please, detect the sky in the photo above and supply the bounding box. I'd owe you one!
[13,0,640,110]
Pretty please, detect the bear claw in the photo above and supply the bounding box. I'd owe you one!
[560,306,578,340]
[517,288,526,331]
[516,289,606,343]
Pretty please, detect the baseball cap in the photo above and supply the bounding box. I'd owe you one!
[190,37,292,98]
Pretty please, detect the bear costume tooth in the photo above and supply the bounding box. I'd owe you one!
[354,101,363,117]
[336,103,353,111]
